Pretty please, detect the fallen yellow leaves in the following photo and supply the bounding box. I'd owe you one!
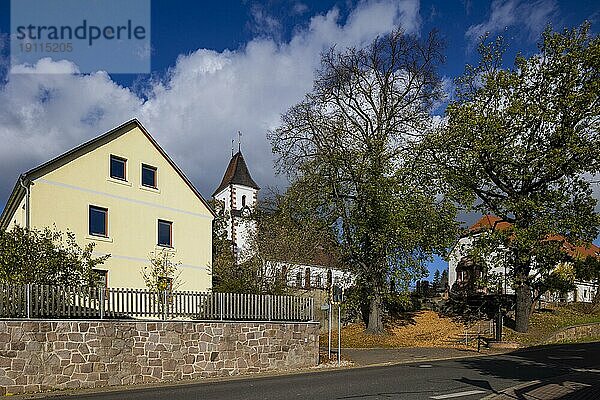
[321,310,475,349]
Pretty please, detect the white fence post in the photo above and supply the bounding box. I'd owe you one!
[26,283,31,319]
[100,288,105,319]
[162,290,167,320]
[1,284,314,323]
[220,292,224,321]
[268,295,272,321]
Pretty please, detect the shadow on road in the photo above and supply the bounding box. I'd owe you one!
[455,377,495,391]
[455,342,600,399]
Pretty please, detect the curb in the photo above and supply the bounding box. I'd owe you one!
[338,350,508,370]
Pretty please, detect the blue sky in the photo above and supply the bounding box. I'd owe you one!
[0,0,598,279]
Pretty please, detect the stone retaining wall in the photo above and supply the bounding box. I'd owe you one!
[545,322,600,343]
[0,320,319,395]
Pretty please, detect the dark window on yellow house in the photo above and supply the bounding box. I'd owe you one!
[158,220,172,247]
[89,206,108,237]
[142,164,157,188]
[110,155,127,180]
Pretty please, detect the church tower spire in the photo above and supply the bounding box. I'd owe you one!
[213,143,260,261]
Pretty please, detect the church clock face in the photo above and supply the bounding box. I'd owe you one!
[241,206,251,217]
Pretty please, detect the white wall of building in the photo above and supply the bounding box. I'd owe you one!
[448,235,512,294]
[448,234,598,302]
[214,183,257,258]
[266,261,354,289]
[571,281,598,302]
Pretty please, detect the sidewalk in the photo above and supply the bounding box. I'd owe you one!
[482,370,600,399]
[333,347,490,366]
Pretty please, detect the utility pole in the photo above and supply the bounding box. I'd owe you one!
[328,298,332,360]
[331,284,343,365]
[337,302,341,366]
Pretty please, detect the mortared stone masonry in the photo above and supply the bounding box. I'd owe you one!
[0,320,319,395]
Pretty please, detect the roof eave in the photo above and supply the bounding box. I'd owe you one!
[0,177,27,230]
[23,119,140,181]
[2,119,216,221]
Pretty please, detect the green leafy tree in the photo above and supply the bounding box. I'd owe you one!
[269,29,458,333]
[0,225,109,286]
[210,199,242,292]
[212,192,343,295]
[425,24,600,332]
[537,262,576,303]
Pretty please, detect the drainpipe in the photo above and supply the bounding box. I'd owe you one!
[19,175,30,230]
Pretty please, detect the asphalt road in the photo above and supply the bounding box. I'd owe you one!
[37,342,600,400]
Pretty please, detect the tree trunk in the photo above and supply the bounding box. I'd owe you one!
[530,286,544,315]
[366,292,384,334]
[515,284,532,333]
[592,278,600,311]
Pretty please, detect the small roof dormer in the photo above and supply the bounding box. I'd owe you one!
[212,151,260,197]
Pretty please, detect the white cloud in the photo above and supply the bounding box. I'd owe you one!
[465,0,558,45]
[292,3,309,16]
[0,0,421,205]
[432,76,454,113]
[249,4,284,40]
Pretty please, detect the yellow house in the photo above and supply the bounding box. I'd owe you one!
[0,119,214,291]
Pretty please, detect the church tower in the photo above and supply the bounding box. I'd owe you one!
[212,148,260,260]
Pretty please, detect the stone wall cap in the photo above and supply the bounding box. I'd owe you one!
[0,318,319,325]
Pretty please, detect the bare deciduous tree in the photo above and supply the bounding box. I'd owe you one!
[269,29,457,333]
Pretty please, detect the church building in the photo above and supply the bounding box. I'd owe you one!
[212,148,260,260]
[212,146,353,290]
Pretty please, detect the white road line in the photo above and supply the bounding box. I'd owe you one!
[547,356,584,360]
[573,368,600,373]
[430,390,486,399]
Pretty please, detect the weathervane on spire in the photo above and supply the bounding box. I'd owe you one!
[238,131,242,152]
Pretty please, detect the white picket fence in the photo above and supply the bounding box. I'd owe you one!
[0,284,314,322]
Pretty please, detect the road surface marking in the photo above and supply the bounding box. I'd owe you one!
[547,356,584,360]
[573,368,600,373]
[419,364,433,368]
[430,390,486,399]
